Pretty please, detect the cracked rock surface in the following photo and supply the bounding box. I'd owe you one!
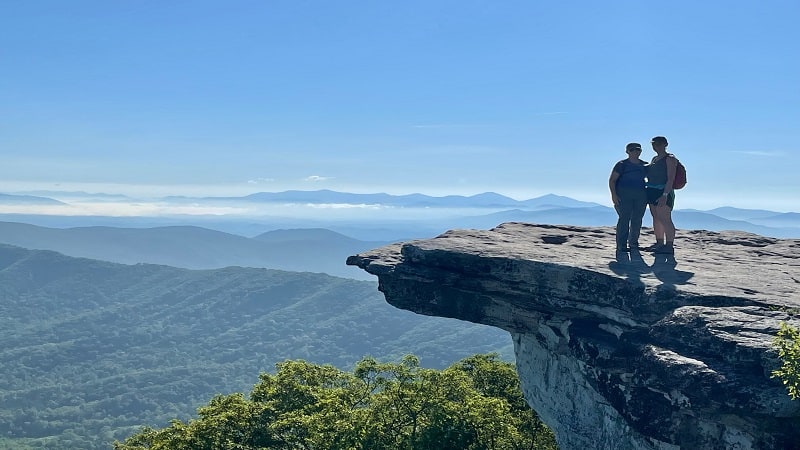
[347,222,800,450]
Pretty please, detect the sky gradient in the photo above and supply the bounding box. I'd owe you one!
[2,1,799,210]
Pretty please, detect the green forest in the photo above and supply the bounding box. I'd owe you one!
[0,245,514,449]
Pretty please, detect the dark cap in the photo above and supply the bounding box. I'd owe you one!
[651,136,668,145]
[626,142,642,152]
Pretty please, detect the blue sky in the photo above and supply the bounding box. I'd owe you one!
[2,1,799,210]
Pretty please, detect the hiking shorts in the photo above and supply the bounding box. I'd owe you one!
[646,187,675,209]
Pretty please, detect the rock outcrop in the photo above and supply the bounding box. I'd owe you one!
[347,223,800,450]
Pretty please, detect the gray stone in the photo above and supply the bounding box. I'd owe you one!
[347,223,800,450]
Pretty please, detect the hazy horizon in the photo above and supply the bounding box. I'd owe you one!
[1,188,799,223]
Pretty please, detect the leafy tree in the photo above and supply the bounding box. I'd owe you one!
[114,354,557,450]
[773,322,800,400]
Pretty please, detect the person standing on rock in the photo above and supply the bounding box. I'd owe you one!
[609,142,648,253]
[645,136,678,254]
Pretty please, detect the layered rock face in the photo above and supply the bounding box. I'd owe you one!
[347,223,800,450]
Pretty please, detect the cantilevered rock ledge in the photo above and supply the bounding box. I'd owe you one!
[347,222,800,450]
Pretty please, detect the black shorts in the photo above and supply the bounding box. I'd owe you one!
[646,188,675,208]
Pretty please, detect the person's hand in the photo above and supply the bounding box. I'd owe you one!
[611,194,619,206]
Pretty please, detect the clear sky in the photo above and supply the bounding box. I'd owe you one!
[2,1,799,211]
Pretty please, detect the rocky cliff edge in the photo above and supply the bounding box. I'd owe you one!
[347,222,800,450]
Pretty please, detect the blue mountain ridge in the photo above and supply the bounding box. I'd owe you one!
[0,193,65,205]
[162,189,604,209]
[2,190,799,239]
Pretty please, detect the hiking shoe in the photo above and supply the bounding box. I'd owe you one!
[654,244,674,254]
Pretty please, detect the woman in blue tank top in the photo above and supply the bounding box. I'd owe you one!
[608,142,648,253]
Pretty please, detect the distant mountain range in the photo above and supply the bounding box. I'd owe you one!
[0,193,65,205]
[163,190,604,209]
[0,244,512,449]
[1,207,797,293]
[11,190,134,201]
[9,189,603,209]
[2,190,799,239]
[0,222,388,280]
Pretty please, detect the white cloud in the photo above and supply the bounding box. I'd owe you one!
[303,175,332,182]
[246,177,275,184]
[731,150,785,157]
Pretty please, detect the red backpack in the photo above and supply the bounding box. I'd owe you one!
[671,155,687,189]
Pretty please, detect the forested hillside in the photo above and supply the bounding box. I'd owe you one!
[0,244,512,449]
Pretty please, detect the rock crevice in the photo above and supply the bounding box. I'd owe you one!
[347,223,800,450]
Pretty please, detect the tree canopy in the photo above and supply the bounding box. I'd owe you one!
[773,322,800,400]
[115,353,557,450]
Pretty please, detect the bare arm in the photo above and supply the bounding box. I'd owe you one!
[663,156,678,195]
[609,169,620,206]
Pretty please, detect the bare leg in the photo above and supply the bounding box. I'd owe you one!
[652,204,675,247]
[649,204,665,244]
[662,207,676,243]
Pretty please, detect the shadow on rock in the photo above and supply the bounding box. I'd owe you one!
[609,251,695,288]
[651,254,694,287]
[608,250,651,285]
